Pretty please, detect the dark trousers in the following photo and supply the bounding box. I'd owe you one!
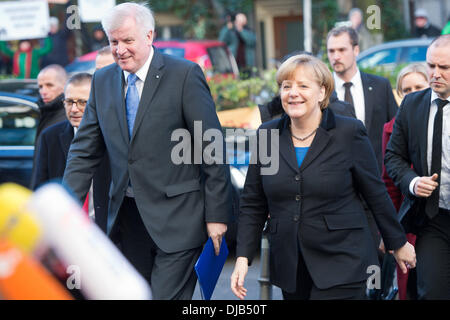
[416,210,450,299]
[282,245,367,300]
[111,197,202,300]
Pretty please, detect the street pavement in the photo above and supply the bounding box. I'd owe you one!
[193,253,283,300]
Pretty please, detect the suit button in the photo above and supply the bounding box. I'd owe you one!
[295,195,301,201]
[293,215,300,221]
[295,175,300,181]
[128,159,134,164]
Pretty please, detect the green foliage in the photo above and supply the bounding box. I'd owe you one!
[312,0,339,54]
[360,63,409,88]
[377,0,410,41]
[208,69,279,111]
[147,0,253,39]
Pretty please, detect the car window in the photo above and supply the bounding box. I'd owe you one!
[207,46,234,74]
[358,48,401,69]
[402,46,428,63]
[0,100,39,146]
[158,47,185,58]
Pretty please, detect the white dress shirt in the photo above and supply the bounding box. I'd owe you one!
[74,126,95,220]
[123,47,154,198]
[334,69,366,125]
[409,91,450,210]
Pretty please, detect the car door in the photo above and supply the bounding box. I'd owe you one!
[0,94,39,187]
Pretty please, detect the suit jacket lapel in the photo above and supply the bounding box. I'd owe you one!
[112,65,129,142]
[277,108,335,173]
[361,72,374,133]
[418,89,432,175]
[299,108,334,171]
[278,118,300,173]
[130,47,165,142]
[59,121,74,161]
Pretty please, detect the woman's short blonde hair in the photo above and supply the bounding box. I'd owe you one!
[276,54,334,110]
[396,63,429,97]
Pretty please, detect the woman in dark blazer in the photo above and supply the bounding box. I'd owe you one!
[230,54,416,300]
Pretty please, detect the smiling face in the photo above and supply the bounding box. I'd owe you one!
[108,16,153,73]
[280,66,325,121]
[426,43,450,99]
[64,83,90,128]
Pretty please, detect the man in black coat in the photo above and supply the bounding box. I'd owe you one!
[32,73,110,232]
[385,35,450,299]
[412,8,442,38]
[30,65,68,189]
[326,26,398,173]
[326,26,398,259]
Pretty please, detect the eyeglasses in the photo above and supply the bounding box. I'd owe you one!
[64,99,87,108]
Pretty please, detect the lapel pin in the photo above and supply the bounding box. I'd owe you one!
[156,75,160,79]
[369,86,373,91]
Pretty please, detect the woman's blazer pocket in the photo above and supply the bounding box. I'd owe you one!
[165,178,201,197]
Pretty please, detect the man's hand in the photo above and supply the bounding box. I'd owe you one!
[414,174,439,197]
[206,222,227,256]
[392,241,417,274]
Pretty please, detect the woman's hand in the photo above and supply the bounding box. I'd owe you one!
[230,257,249,299]
[392,241,416,274]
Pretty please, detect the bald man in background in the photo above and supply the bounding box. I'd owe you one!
[95,46,115,70]
[30,64,68,188]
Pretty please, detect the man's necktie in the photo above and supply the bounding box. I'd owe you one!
[425,98,448,219]
[125,73,139,139]
[343,82,356,117]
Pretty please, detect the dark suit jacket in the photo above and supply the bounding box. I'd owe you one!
[359,71,398,173]
[257,91,354,123]
[32,120,110,232]
[236,108,407,292]
[385,88,435,233]
[63,48,232,253]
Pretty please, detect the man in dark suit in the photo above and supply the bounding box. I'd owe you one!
[62,3,232,300]
[327,26,398,173]
[385,35,450,299]
[327,26,398,260]
[32,73,110,233]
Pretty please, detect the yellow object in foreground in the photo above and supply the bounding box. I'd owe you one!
[0,183,42,253]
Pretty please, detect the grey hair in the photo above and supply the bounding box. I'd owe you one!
[101,2,155,38]
[97,45,112,56]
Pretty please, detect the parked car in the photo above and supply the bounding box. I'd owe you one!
[65,40,239,78]
[356,38,433,71]
[153,40,239,78]
[0,79,39,98]
[0,92,39,187]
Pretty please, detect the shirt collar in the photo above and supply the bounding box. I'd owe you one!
[334,68,362,89]
[431,90,450,104]
[123,46,154,83]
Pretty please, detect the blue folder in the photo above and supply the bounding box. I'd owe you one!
[195,237,229,300]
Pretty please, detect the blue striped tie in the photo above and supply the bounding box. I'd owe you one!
[125,73,139,139]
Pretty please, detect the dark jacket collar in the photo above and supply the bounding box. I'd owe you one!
[277,106,336,133]
[38,93,65,112]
